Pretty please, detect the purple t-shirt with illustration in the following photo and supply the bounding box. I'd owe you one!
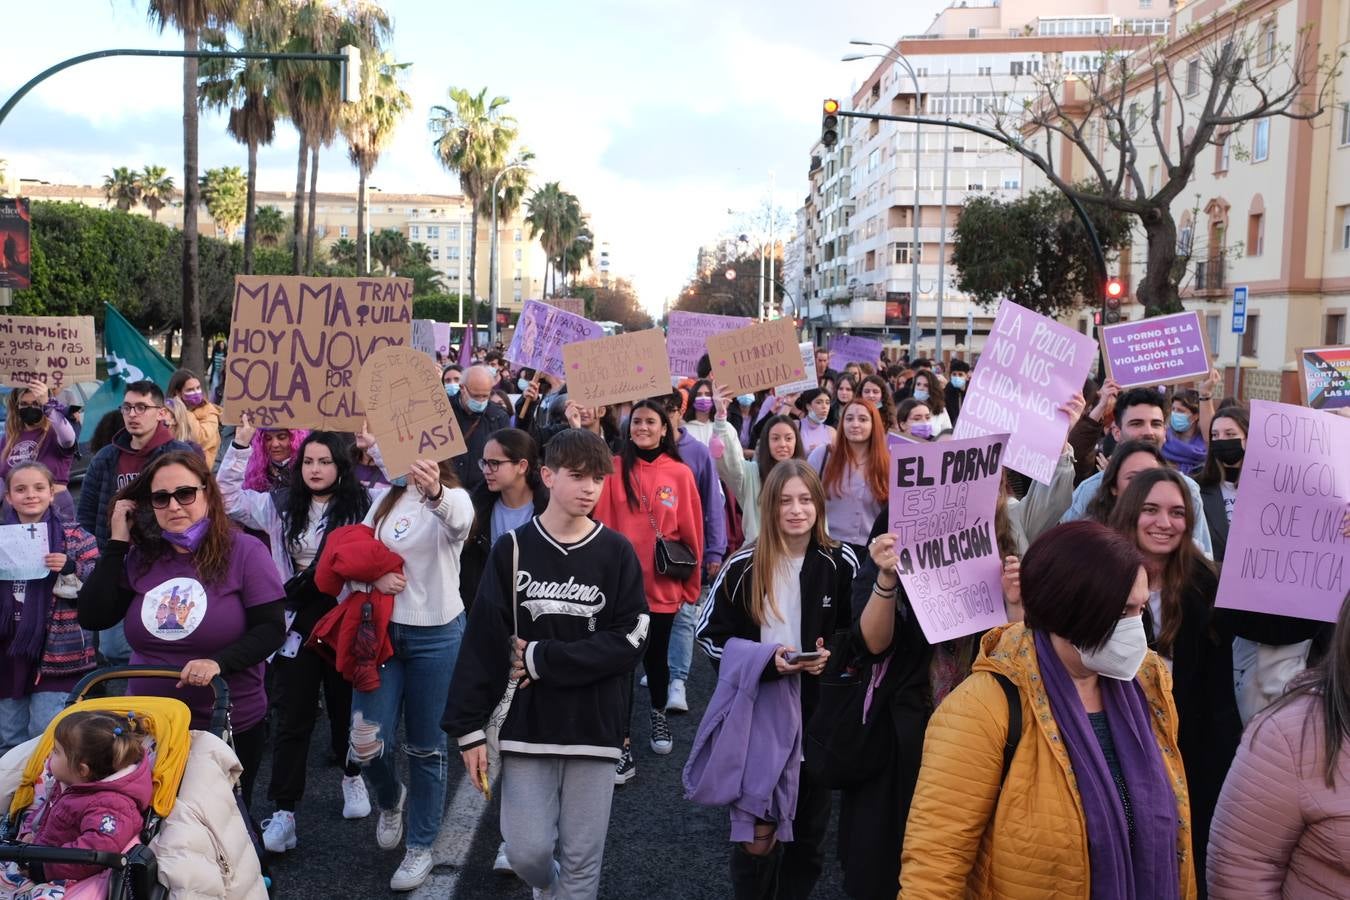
[0,428,75,484]
[121,535,283,731]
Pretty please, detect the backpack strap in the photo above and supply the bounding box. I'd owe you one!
[991,672,1021,785]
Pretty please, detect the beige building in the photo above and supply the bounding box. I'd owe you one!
[1024,0,1348,400]
[15,181,543,316]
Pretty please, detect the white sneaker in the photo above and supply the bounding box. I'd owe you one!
[341,775,371,819]
[650,709,673,755]
[261,810,297,854]
[493,840,515,875]
[666,679,689,713]
[376,784,407,850]
[390,846,435,891]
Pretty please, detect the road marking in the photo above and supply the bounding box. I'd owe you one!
[408,771,496,899]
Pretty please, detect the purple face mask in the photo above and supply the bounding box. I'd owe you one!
[182,390,205,408]
[910,422,933,439]
[161,516,211,552]
[693,397,714,413]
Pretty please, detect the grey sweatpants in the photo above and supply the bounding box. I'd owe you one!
[501,755,617,900]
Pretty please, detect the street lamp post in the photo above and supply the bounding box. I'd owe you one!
[489,163,529,345]
[364,185,380,276]
[845,41,922,362]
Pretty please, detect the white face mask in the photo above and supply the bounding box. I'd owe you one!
[1075,615,1148,681]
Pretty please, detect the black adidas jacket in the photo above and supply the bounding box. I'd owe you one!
[442,517,648,761]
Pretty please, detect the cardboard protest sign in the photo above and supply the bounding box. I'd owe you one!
[411,319,437,357]
[706,318,805,393]
[1101,311,1211,388]
[223,276,413,430]
[1299,346,1350,410]
[505,299,604,379]
[666,311,751,378]
[356,346,466,478]
[0,315,96,391]
[889,433,1010,643]
[0,522,49,581]
[1217,400,1349,622]
[953,301,1095,484]
[545,297,586,317]
[829,334,883,370]
[563,329,672,408]
[776,342,819,395]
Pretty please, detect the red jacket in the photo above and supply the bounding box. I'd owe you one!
[593,454,703,614]
[34,754,153,882]
[308,525,403,692]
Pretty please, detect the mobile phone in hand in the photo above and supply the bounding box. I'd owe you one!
[785,650,823,664]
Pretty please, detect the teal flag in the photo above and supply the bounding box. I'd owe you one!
[79,304,177,442]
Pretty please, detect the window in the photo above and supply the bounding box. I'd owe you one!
[447,246,460,260]
[1185,59,1200,96]
[1326,313,1347,345]
[1140,0,1152,7]
[513,269,522,282]
[513,289,523,301]
[1340,103,1350,145]
[1195,260,1208,289]
[891,242,922,265]
[1263,23,1277,65]
[1242,314,1260,357]
[514,248,523,261]
[868,148,880,172]
[514,229,523,241]
[1178,222,1194,254]
[1011,61,1025,76]
[1148,165,1159,195]
[1206,314,1221,352]
[448,226,460,241]
[1216,133,1230,172]
[1002,173,1021,190]
[426,225,439,239]
[1340,206,1350,249]
[409,225,420,239]
[977,65,991,77]
[1247,213,1264,256]
[339,225,349,239]
[430,247,440,260]
[1254,119,1270,161]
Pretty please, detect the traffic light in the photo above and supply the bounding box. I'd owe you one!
[1104,276,1124,323]
[822,99,840,148]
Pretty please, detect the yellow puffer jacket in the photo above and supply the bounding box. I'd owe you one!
[899,623,1196,900]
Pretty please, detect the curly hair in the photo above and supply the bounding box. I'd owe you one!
[242,426,309,492]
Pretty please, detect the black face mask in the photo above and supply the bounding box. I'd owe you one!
[17,406,43,428]
[1211,438,1245,466]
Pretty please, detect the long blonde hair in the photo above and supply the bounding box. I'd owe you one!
[162,397,198,443]
[748,459,837,628]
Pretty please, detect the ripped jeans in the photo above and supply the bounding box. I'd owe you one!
[349,616,464,849]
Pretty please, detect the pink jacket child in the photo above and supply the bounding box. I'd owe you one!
[27,754,154,883]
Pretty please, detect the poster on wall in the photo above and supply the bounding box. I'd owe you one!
[0,198,32,290]
[1298,346,1350,410]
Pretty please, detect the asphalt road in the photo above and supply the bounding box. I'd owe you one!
[259,658,854,899]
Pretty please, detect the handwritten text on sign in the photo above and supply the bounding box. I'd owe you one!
[563,329,673,409]
[506,299,604,379]
[889,433,1009,643]
[356,346,467,477]
[666,311,751,378]
[829,334,883,370]
[706,318,804,393]
[1217,400,1348,622]
[224,276,412,430]
[953,301,1095,485]
[1101,310,1210,388]
[0,316,96,390]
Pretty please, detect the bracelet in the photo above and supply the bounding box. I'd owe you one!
[872,580,898,596]
[1199,395,1212,401]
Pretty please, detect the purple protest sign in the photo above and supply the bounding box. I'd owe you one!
[505,299,604,379]
[1216,401,1350,623]
[666,311,751,377]
[953,300,1095,485]
[829,334,883,370]
[889,433,1010,643]
[1101,310,1211,388]
[433,322,451,357]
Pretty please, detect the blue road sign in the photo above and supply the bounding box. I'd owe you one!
[1232,286,1248,334]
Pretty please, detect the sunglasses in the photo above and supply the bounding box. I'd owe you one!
[149,485,207,509]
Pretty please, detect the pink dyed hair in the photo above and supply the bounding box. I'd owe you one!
[242,426,310,492]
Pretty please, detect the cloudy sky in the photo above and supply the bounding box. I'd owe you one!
[2,0,948,311]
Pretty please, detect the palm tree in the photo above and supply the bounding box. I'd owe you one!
[329,236,358,268]
[562,225,594,293]
[103,167,142,211]
[254,204,288,248]
[429,86,519,339]
[340,51,411,275]
[200,166,248,240]
[137,165,175,221]
[147,0,240,371]
[199,3,288,274]
[524,182,582,297]
[370,227,412,274]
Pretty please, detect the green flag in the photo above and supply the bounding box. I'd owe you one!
[79,304,177,442]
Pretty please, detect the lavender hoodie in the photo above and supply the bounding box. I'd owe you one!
[682,637,802,843]
[677,427,727,566]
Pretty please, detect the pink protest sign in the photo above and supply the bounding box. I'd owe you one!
[889,433,1010,643]
[505,299,604,379]
[666,311,751,377]
[1100,310,1211,388]
[953,300,1095,485]
[1216,401,1350,623]
[829,334,883,370]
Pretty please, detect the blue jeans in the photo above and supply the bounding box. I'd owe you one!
[349,616,464,849]
[0,692,66,755]
[98,621,132,666]
[667,589,708,683]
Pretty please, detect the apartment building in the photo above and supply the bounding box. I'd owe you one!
[825,0,1157,358]
[15,181,542,313]
[1024,0,1348,401]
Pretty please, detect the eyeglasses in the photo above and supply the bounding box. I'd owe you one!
[120,403,162,416]
[148,485,207,509]
[477,457,517,472]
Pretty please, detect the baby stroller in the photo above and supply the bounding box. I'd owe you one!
[0,667,267,899]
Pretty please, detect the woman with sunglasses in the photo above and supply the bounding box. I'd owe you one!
[77,450,286,809]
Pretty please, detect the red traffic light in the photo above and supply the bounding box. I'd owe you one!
[1105,277,1124,298]
[725,268,737,281]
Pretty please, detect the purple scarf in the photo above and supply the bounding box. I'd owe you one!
[0,507,63,660]
[1161,430,1207,475]
[1033,629,1180,900]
